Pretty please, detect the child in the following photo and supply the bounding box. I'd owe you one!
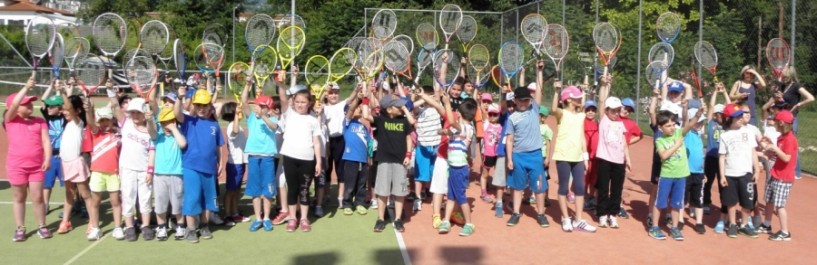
[684,107,708,234]
[649,106,702,241]
[324,82,352,207]
[372,95,414,233]
[718,104,762,239]
[413,86,443,211]
[5,77,52,241]
[241,78,279,232]
[437,94,477,236]
[415,86,449,228]
[341,87,372,215]
[491,91,514,218]
[480,102,503,203]
[583,99,599,209]
[759,110,797,241]
[40,81,66,213]
[221,102,248,227]
[704,85,731,232]
[84,102,123,241]
[617,97,643,218]
[149,107,186,241]
[594,76,631,229]
[174,87,226,243]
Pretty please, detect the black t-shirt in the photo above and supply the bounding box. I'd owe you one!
[781,82,802,112]
[373,115,411,163]
[449,97,462,111]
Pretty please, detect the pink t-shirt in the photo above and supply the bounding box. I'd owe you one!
[482,121,502,157]
[596,115,627,164]
[4,115,47,168]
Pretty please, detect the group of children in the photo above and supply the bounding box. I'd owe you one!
[3,61,803,243]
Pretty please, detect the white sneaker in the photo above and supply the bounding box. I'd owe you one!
[370,200,379,209]
[87,227,102,241]
[609,216,620,229]
[174,227,186,240]
[111,227,125,240]
[413,200,422,212]
[156,227,168,241]
[573,219,597,233]
[561,217,573,232]
[598,215,608,228]
[210,212,225,225]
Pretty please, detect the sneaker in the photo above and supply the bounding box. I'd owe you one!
[451,211,465,226]
[648,226,666,240]
[413,200,422,212]
[249,220,263,232]
[314,206,325,217]
[87,227,102,241]
[57,221,73,234]
[494,201,504,218]
[112,227,124,240]
[670,227,684,241]
[618,208,629,219]
[695,223,706,234]
[506,213,521,227]
[156,227,168,241]
[209,213,225,226]
[300,219,311,232]
[37,226,52,239]
[273,211,290,225]
[356,205,368,215]
[715,220,725,234]
[561,217,573,232]
[393,219,405,232]
[286,219,297,232]
[199,226,213,239]
[757,224,772,234]
[370,199,379,209]
[373,219,386,233]
[598,215,608,228]
[769,231,792,241]
[223,216,236,227]
[567,192,575,203]
[583,198,595,210]
[609,216,620,229]
[438,221,451,234]
[407,192,417,201]
[263,219,273,231]
[185,230,199,243]
[459,223,475,237]
[124,227,137,241]
[12,227,26,242]
[528,196,536,205]
[727,224,738,238]
[432,214,442,229]
[573,220,597,233]
[174,227,186,240]
[232,214,251,223]
[142,226,155,241]
[739,225,759,238]
[481,194,493,203]
[343,207,354,215]
[537,214,550,228]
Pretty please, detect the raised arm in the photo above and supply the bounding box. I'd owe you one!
[792,86,815,113]
[5,77,36,122]
[649,90,661,126]
[241,78,253,117]
[598,74,611,113]
[707,85,720,121]
[41,78,55,100]
[57,83,78,122]
[551,81,563,119]
[174,85,186,123]
[534,60,544,106]
[106,80,125,123]
[86,98,98,133]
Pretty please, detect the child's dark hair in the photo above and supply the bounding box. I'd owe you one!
[458,98,477,122]
[723,115,736,128]
[656,110,676,127]
[273,100,281,111]
[453,76,465,86]
[118,95,131,107]
[68,95,88,125]
[221,102,238,122]
[422,85,434,94]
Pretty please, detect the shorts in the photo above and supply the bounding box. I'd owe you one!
[154,175,183,215]
[483,156,498,168]
[764,178,793,208]
[492,157,507,187]
[374,162,409,197]
[650,152,661,184]
[447,165,469,205]
[246,157,276,198]
[655,177,686,209]
[414,145,437,182]
[508,151,546,193]
[182,168,219,216]
[44,156,64,188]
[722,173,755,210]
[62,157,90,183]
[89,171,120,192]
[430,157,449,194]
[225,163,246,192]
[684,173,705,208]
[120,167,153,217]
[556,161,586,196]
[6,165,45,186]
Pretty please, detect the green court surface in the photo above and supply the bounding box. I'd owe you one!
[0,181,405,265]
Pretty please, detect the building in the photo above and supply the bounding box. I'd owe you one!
[0,0,76,26]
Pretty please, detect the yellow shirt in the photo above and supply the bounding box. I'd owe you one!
[552,110,585,162]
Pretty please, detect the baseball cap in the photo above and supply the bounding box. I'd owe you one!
[162,92,178,103]
[560,86,582,102]
[126,98,146,113]
[488,103,500,114]
[621,98,636,109]
[328,82,340,90]
[585,100,598,109]
[668,81,684,93]
[192,89,212,105]
[380,95,406,109]
[158,107,176,122]
[605,97,622,109]
[513,87,532,99]
[42,95,63,106]
[539,105,550,116]
[286,84,307,96]
[722,103,744,118]
[95,107,114,122]
[775,110,794,124]
[688,99,702,109]
[527,82,537,91]
[773,100,789,109]
[250,95,274,108]
[480,92,493,102]
[687,108,706,123]
[505,92,515,101]
[713,104,725,114]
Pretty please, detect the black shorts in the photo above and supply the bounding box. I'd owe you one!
[685,173,705,208]
[722,173,755,210]
[650,152,661,184]
[483,156,498,168]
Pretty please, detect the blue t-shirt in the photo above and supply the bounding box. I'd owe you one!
[244,114,278,156]
[180,114,224,175]
[47,118,64,150]
[684,130,705,174]
[342,118,370,163]
[495,113,510,157]
[705,120,722,157]
[154,130,183,175]
[505,102,543,153]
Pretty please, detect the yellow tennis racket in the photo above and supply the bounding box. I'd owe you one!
[305,55,329,100]
[277,26,305,70]
[251,45,278,95]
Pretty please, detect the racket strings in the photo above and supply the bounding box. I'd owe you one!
[468,44,490,72]
[49,34,65,68]
[656,12,681,42]
[499,42,524,77]
[93,14,126,55]
[439,4,463,37]
[543,24,569,59]
[202,23,226,46]
[77,57,107,89]
[141,21,169,55]
[127,56,157,85]
[694,41,718,68]
[593,23,619,53]
[456,15,477,44]
[766,39,790,69]
[433,50,460,86]
[384,40,409,74]
[329,48,356,82]
[416,23,438,51]
[227,62,250,95]
[305,56,329,85]
[648,43,675,66]
[27,22,56,57]
[372,9,397,40]
[521,14,547,51]
[246,15,276,52]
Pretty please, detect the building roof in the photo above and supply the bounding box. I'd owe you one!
[0,0,74,16]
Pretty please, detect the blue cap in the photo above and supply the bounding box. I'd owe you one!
[585,100,598,109]
[668,81,684,92]
[400,96,414,111]
[185,89,196,99]
[163,92,179,102]
[621,98,635,109]
[688,99,702,109]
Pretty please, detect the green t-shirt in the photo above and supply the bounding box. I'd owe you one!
[655,129,690,178]
[540,124,553,157]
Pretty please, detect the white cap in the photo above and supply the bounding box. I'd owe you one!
[286,84,307,96]
[329,82,340,90]
[505,92,515,101]
[713,104,725,113]
[95,107,114,122]
[527,82,537,91]
[688,108,706,123]
[605,97,622,109]
[126,98,146,113]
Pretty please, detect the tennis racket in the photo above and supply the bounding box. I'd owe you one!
[432,49,460,90]
[305,55,330,99]
[644,60,669,92]
[278,14,307,30]
[173,38,186,81]
[593,22,621,76]
[520,13,548,58]
[66,37,90,76]
[203,23,226,46]
[413,48,433,86]
[439,4,463,50]
[498,41,524,86]
[371,9,397,42]
[383,39,411,85]
[227,61,251,119]
[467,44,490,89]
[694,40,719,83]
[251,45,278,94]
[76,55,107,95]
[656,12,681,44]
[456,15,477,54]
[354,37,383,82]
[415,22,439,52]
[277,26,305,70]
[126,55,158,99]
[59,24,79,74]
[648,42,675,67]
[48,33,64,79]
[765,38,790,81]
[543,23,569,81]
[690,59,703,97]
[328,47,356,84]
[490,64,503,89]
[93,13,127,78]
[24,15,56,77]
[246,14,277,65]
[193,42,224,78]
[393,34,414,56]
[140,20,170,68]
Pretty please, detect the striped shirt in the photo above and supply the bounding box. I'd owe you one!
[415,107,442,147]
[447,123,474,167]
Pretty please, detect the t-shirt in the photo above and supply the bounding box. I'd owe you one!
[539,124,553,157]
[584,118,599,158]
[59,120,83,161]
[684,130,705,174]
[718,126,758,177]
[180,114,224,175]
[226,122,248,164]
[447,123,474,167]
[738,82,758,125]
[279,111,321,161]
[495,113,510,157]
[342,118,370,163]
[474,109,484,139]
[621,117,642,144]
[705,120,723,157]
[45,117,65,150]
[596,115,626,164]
[762,117,781,163]
[154,130,183,175]
[120,118,153,171]
[325,101,347,137]
[436,113,454,159]
[655,129,689,178]
[373,115,411,163]
[81,125,93,153]
[90,130,119,174]
[505,102,543,153]
[482,121,502,157]
[771,132,798,182]
[4,115,46,168]
[781,83,802,113]
[244,114,278,156]
[415,106,442,147]
[552,110,585,162]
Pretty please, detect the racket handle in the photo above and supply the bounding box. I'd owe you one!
[603,66,609,77]
[160,82,165,97]
[30,70,36,79]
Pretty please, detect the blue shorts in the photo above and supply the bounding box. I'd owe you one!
[414,145,437,182]
[225,163,246,192]
[655,177,687,210]
[447,165,469,205]
[508,150,546,193]
[182,168,219,216]
[44,156,64,189]
[245,156,277,198]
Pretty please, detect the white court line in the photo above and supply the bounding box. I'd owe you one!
[393,229,412,265]
[63,235,106,265]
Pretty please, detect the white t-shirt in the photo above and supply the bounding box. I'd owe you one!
[227,121,248,164]
[415,106,442,147]
[119,118,153,171]
[59,120,83,161]
[718,126,758,177]
[280,111,321,161]
[324,101,347,137]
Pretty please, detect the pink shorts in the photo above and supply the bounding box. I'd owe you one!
[6,165,45,186]
[62,157,90,183]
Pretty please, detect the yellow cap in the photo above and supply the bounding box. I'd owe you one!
[192,89,212,104]
[158,108,176,122]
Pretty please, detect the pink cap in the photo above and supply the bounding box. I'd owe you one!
[487,103,500,114]
[5,93,38,107]
[560,86,582,102]
[480,92,492,102]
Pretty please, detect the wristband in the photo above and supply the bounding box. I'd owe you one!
[362,97,370,106]
[147,166,155,175]
[405,152,412,159]
[581,152,589,161]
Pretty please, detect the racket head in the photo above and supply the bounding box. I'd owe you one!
[656,12,681,44]
[383,39,410,74]
[466,64,490,89]
[59,24,79,60]
[202,23,226,46]
[415,22,439,51]
[439,4,463,42]
[173,39,186,79]
[520,13,548,53]
[76,55,107,94]
[252,45,278,81]
[468,44,490,72]
[25,15,56,59]
[69,37,91,72]
[765,38,791,78]
[49,33,65,78]
[416,48,433,74]
[593,22,619,54]
[371,9,398,41]
[644,60,669,89]
[123,48,151,70]
[305,55,330,86]
[277,14,307,30]
[276,26,306,68]
[498,41,524,79]
[490,64,503,88]
[694,40,718,70]
[92,13,127,56]
[456,15,478,45]
[354,38,383,80]
[227,62,251,96]
[126,55,158,87]
[432,49,460,88]
[193,42,224,75]
[648,42,675,67]
[393,34,415,56]
[543,23,570,62]
[140,20,170,56]
[245,14,276,54]
[328,47,356,82]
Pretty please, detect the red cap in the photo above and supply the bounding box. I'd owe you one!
[5,93,37,107]
[722,104,744,118]
[775,110,794,124]
[250,95,274,108]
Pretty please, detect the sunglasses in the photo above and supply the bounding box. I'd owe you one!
[488,113,499,117]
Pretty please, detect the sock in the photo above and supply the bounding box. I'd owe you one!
[763,221,771,226]
[263,217,270,221]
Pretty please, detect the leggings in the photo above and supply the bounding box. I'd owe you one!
[327,136,345,184]
[556,161,586,196]
[594,158,625,216]
[282,155,316,206]
[703,156,720,206]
